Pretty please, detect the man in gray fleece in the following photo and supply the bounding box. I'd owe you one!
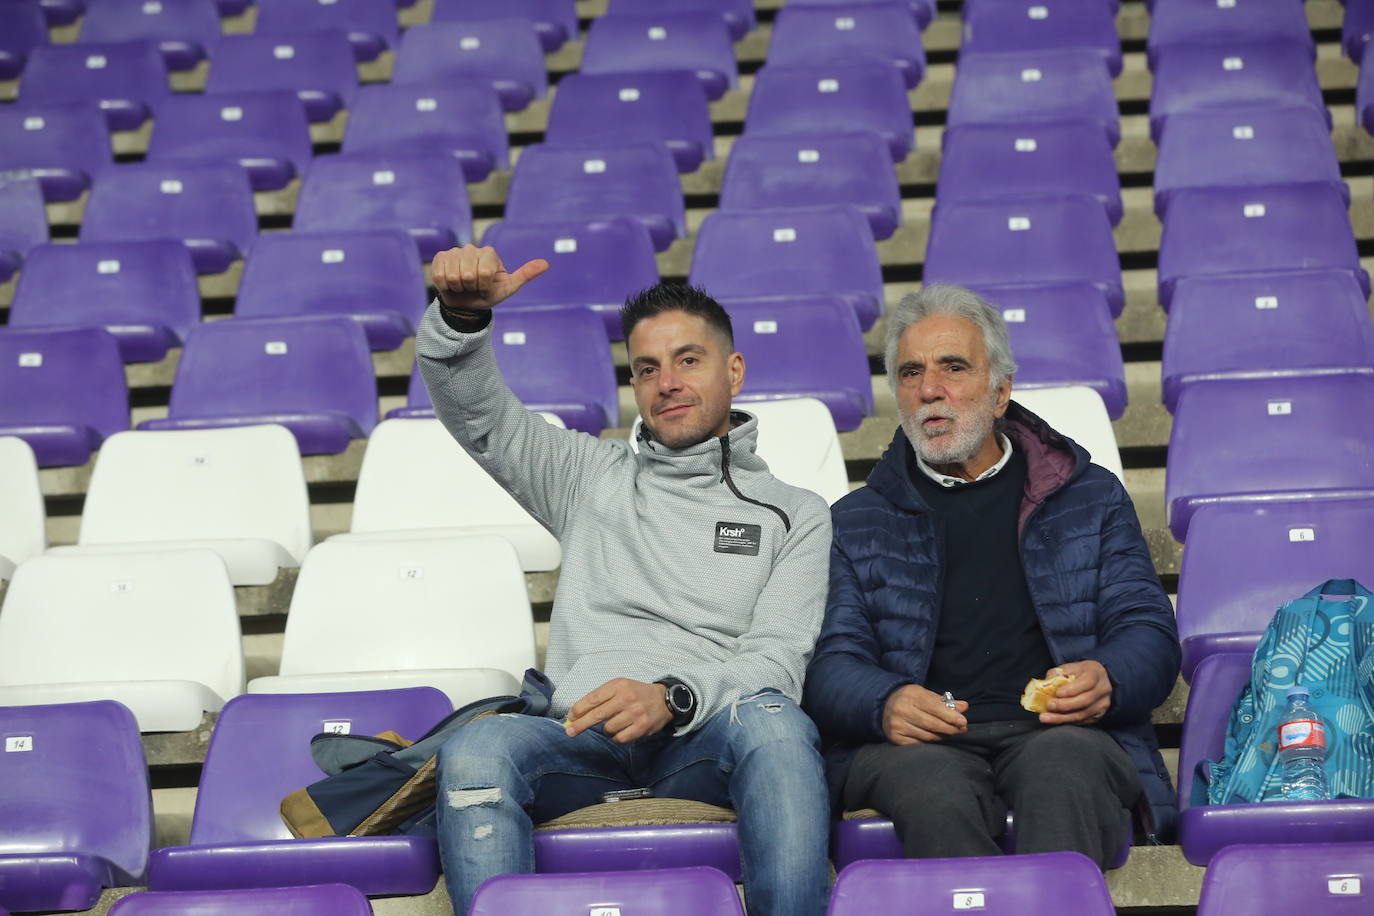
[420,244,833,915]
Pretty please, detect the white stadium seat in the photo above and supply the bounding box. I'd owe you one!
[0,549,244,731]
[334,417,562,571]
[0,436,46,581]
[47,425,312,585]
[247,535,537,706]
[1013,385,1124,482]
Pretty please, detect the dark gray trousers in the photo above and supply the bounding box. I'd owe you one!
[843,721,1142,870]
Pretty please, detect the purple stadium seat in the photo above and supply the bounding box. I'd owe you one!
[145,90,312,192]
[0,103,111,203]
[237,230,425,351]
[397,308,619,433]
[1154,106,1343,219]
[147,688,451,894]
[606,0,755,41]
[967,282,1126,418]
[1165,375,1374,543]
[253,0,398,62]
[0,701,150,913]
[689,205,885,330]
[9,240,200,363]
[33,0,85,27]
[391,21,547,113]
[1147,0,1313,69]
[470,868,746,916]
[744,62,914,162]
[1179,653,1374,865]
[1156,184,1367,310]
[1150,40,1327,143]
[341,81,508,183]
[722,295,873,432]
[18,40,170,131]
[1198,843,1374,915]
[828,853,1117,915]
[924,195,1124,317]
[1161,270,1374,412]
[545,71,714,174]
[480,218,660,339]
[137,315,376,455]
[1176,498,1374,682]
[963,0,1122,76]
[947,48,1120,147]
[767,2,926,88]
[109,884,374,916]
[580,12,737,101]
[294,152,472,261]
[0,326,127,467]
[938,122,1123,225]
[79,162,257,275]
[206,31,358,123]
[504,143,684,253]
[789,0,935,31]
[431,0,578,52]
[0,0,48,80]
[1355,42,1374,135]
[77,0,222,71]
[1346,0,1374,60]
[720,132,901,239]
[0,177,48,283]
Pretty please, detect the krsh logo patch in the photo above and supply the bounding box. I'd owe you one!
[714,522,761,556]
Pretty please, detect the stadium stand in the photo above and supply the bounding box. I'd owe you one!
[4,0,1374,911]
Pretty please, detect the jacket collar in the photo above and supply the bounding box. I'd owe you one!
[635,409,767,481]
[866,400,1088,515]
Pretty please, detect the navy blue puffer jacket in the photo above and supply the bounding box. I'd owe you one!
[803,403,1181,841]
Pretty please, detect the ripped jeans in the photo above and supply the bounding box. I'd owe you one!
[435,690,831,916]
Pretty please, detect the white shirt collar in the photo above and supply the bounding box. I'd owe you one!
[914,433,1014,488]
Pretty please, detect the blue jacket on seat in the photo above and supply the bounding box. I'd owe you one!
[803,402,1181,841]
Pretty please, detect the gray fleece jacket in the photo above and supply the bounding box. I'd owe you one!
[415,302,832,730]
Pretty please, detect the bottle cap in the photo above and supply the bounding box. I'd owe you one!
[1286,685,1309,699]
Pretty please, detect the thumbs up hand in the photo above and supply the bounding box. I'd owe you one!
[432,244,549,314]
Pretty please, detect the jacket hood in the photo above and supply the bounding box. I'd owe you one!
[866,400,1091,516]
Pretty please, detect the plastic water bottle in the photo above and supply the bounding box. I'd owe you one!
[1277,686,1330,801]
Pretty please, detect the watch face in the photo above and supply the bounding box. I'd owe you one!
[668,684,693,713]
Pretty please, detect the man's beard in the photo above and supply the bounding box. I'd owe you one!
[643,399,729,450]
[901,397,997,468]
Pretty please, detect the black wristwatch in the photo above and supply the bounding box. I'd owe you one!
[656,677,697,728]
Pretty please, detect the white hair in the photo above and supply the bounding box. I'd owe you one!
[883,285,1018,394]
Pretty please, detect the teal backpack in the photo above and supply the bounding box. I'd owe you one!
[1193,579,1374,806]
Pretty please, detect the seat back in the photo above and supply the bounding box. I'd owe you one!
[253,0,400,58]
[1197,842,1374,915]
[430,0,579,51]
[0,102,111,202]
[768,2,925,87]
[1177,498,1374,680]
[280,537,536,684]
[0,436,46,570]
[828,853,1115,915]
[1147,0,1312,65]
[1178,652,1252,813]
[0,0,48,78]
[745,61,913,161]
[1165,375,1374,541]
[146,90,313,189]
[342,81,509,175]
[604,0,755,41]
[1011,386,1124,482]
[947,47,1120,146]
[206,31,358,121]
[77,0,222,69]
[723,295,873,432]
[470,867,746,915]
[737,398,850,506]
[0,701,151,884]
[0,551,244,723]
[0,325,128,467]
[162,315,378,437]
[690,206,885,329]
[580,11,737,99]
[0,176,49,261]
[78,425,311,560]
[19,40,169,130]
[546,70,714,172]
[491,308,620,433]
[391,20,547,111]
[108,884,373,915]
[188,688,451,843]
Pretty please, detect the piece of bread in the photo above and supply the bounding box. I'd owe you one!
[1020,672,1075,714]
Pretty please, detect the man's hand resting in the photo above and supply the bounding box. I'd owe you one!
[565,678,673,744]
[1038,660,1112,726]
[431,244,548,313]
[883,684,970,745]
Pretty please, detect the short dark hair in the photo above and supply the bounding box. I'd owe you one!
[620,283,734,347]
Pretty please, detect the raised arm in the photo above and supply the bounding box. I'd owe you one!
[416,245,624,537]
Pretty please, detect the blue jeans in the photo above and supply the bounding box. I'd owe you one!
[435,690,831,916]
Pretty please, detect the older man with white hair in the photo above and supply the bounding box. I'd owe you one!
[803,285,1180,867]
